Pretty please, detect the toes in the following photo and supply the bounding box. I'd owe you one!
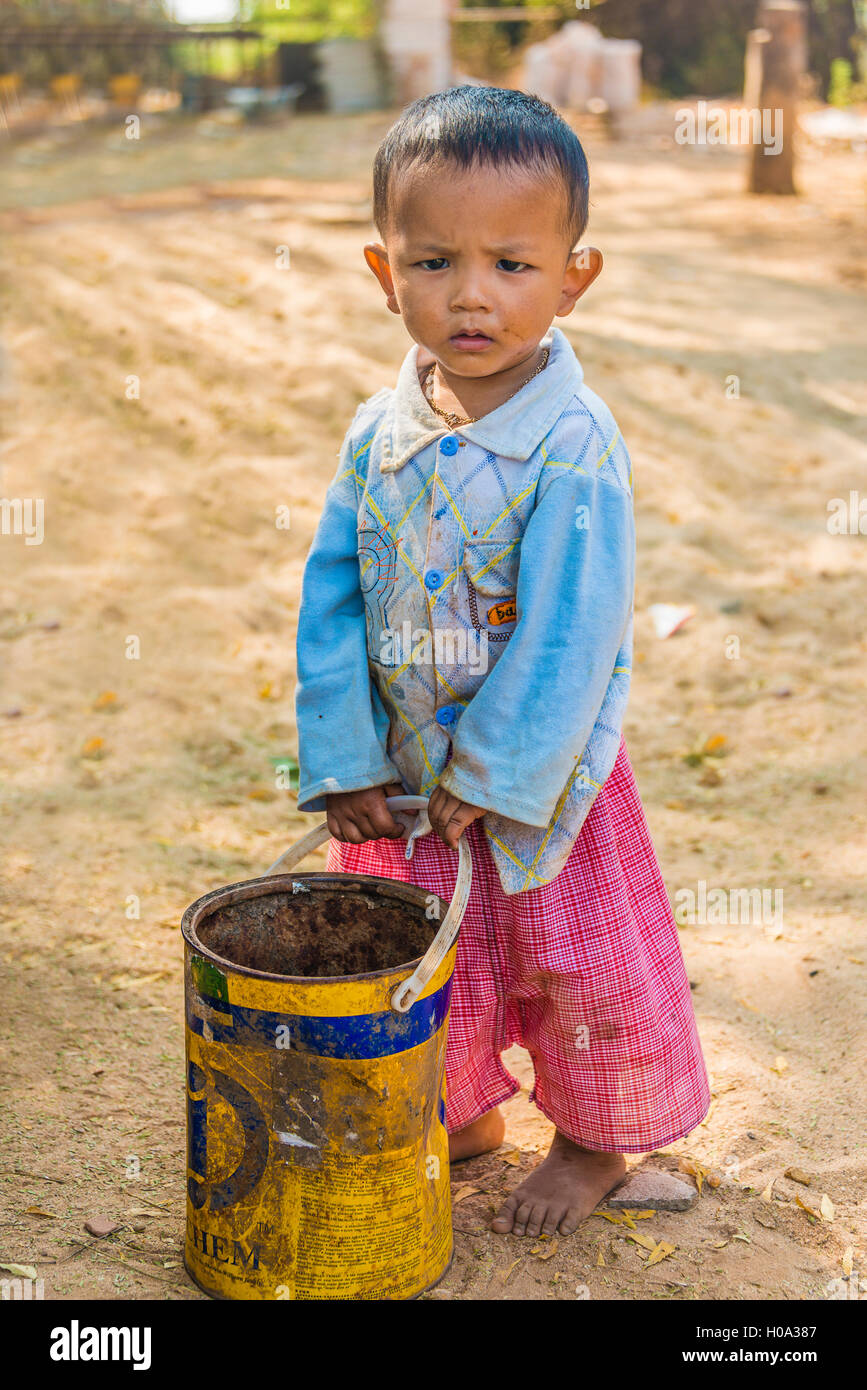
[510,1201,534,1236]
[558,1207,584,1236]
[524,1204,551,1239]
[491,1195,520,1233]
[540,1213,561,1237]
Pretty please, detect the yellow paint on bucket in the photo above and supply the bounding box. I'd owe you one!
[182,861,460,1301]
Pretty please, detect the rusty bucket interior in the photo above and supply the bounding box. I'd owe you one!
[192,875,442,982]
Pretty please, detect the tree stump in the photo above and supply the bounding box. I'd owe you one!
[747,0,808,195]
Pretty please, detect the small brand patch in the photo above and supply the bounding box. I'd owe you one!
[487,598,517,626]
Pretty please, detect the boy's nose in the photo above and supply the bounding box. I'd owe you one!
[450,283,492,313]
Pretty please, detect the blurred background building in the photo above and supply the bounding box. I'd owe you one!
[1,2,864,128]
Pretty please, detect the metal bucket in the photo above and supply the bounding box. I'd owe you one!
[182,797,471,1301]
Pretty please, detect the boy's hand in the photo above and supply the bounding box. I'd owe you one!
[428,785,486,850]
[325,782,406,845]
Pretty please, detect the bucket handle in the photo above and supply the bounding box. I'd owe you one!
[263,796,472,1015]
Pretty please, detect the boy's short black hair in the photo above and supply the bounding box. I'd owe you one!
[372,85,590,251]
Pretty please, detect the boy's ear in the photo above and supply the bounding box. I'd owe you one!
[364,243,400,315]
[557,246,603,316]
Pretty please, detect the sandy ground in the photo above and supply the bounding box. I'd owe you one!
[0,106,865,1302]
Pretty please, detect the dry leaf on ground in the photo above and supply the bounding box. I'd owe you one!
[452,1185,479,1204]
[785,1167,812,1186]
[679,1156,710,1194]
[530,1239,559,1260]
[627,1231,658,1252]
[645,1241,677,1267]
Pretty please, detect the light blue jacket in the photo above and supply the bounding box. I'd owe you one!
[295,324,634,895]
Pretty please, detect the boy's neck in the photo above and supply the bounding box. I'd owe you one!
[417,340,548,425]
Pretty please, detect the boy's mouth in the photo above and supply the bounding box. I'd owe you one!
[450,330,493,351]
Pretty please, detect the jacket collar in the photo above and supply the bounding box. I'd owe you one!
[378,324,584,474]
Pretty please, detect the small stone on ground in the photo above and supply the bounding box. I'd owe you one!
[84,1215,119,1238]
[608,1170,697,1212]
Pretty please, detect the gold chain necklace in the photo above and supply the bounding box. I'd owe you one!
[422,345,550,428]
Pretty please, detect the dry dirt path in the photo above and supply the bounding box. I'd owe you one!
[0,110,864,1301]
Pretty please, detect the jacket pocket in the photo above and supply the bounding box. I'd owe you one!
[463,538,521,636]
[463,538,521,595]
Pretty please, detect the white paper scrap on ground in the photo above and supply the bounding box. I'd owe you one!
[648,603,695,639]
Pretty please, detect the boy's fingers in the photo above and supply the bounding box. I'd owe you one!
[327,810,366,845]
[437,803,485,850]
[434,821,459,848]
[326,788,404,844]
[340,820,368,845]
[436,812,463,850]
[364,791,405,839]
[350,813,381,842]
[332,804,402,845]
[448,819,467,849]
[428,788,457,839]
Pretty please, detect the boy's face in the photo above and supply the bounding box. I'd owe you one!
[364,157,601,379]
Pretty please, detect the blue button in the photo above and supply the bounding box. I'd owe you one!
[439,435,459,456]
[435,705,457,727]
[424,568,443,589]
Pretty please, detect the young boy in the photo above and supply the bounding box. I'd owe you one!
[295,86,710,1240]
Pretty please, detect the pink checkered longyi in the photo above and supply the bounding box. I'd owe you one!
[325,739,711,1153]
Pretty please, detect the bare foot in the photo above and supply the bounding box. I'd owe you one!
[491,1131,626,1237]
[448,1107,506,1162]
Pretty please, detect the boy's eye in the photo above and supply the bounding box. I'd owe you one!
[418,258,448,271]
[497,259,528,273]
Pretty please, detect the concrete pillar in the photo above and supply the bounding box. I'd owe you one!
[747,0,807,195]
[381,0,454,104]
